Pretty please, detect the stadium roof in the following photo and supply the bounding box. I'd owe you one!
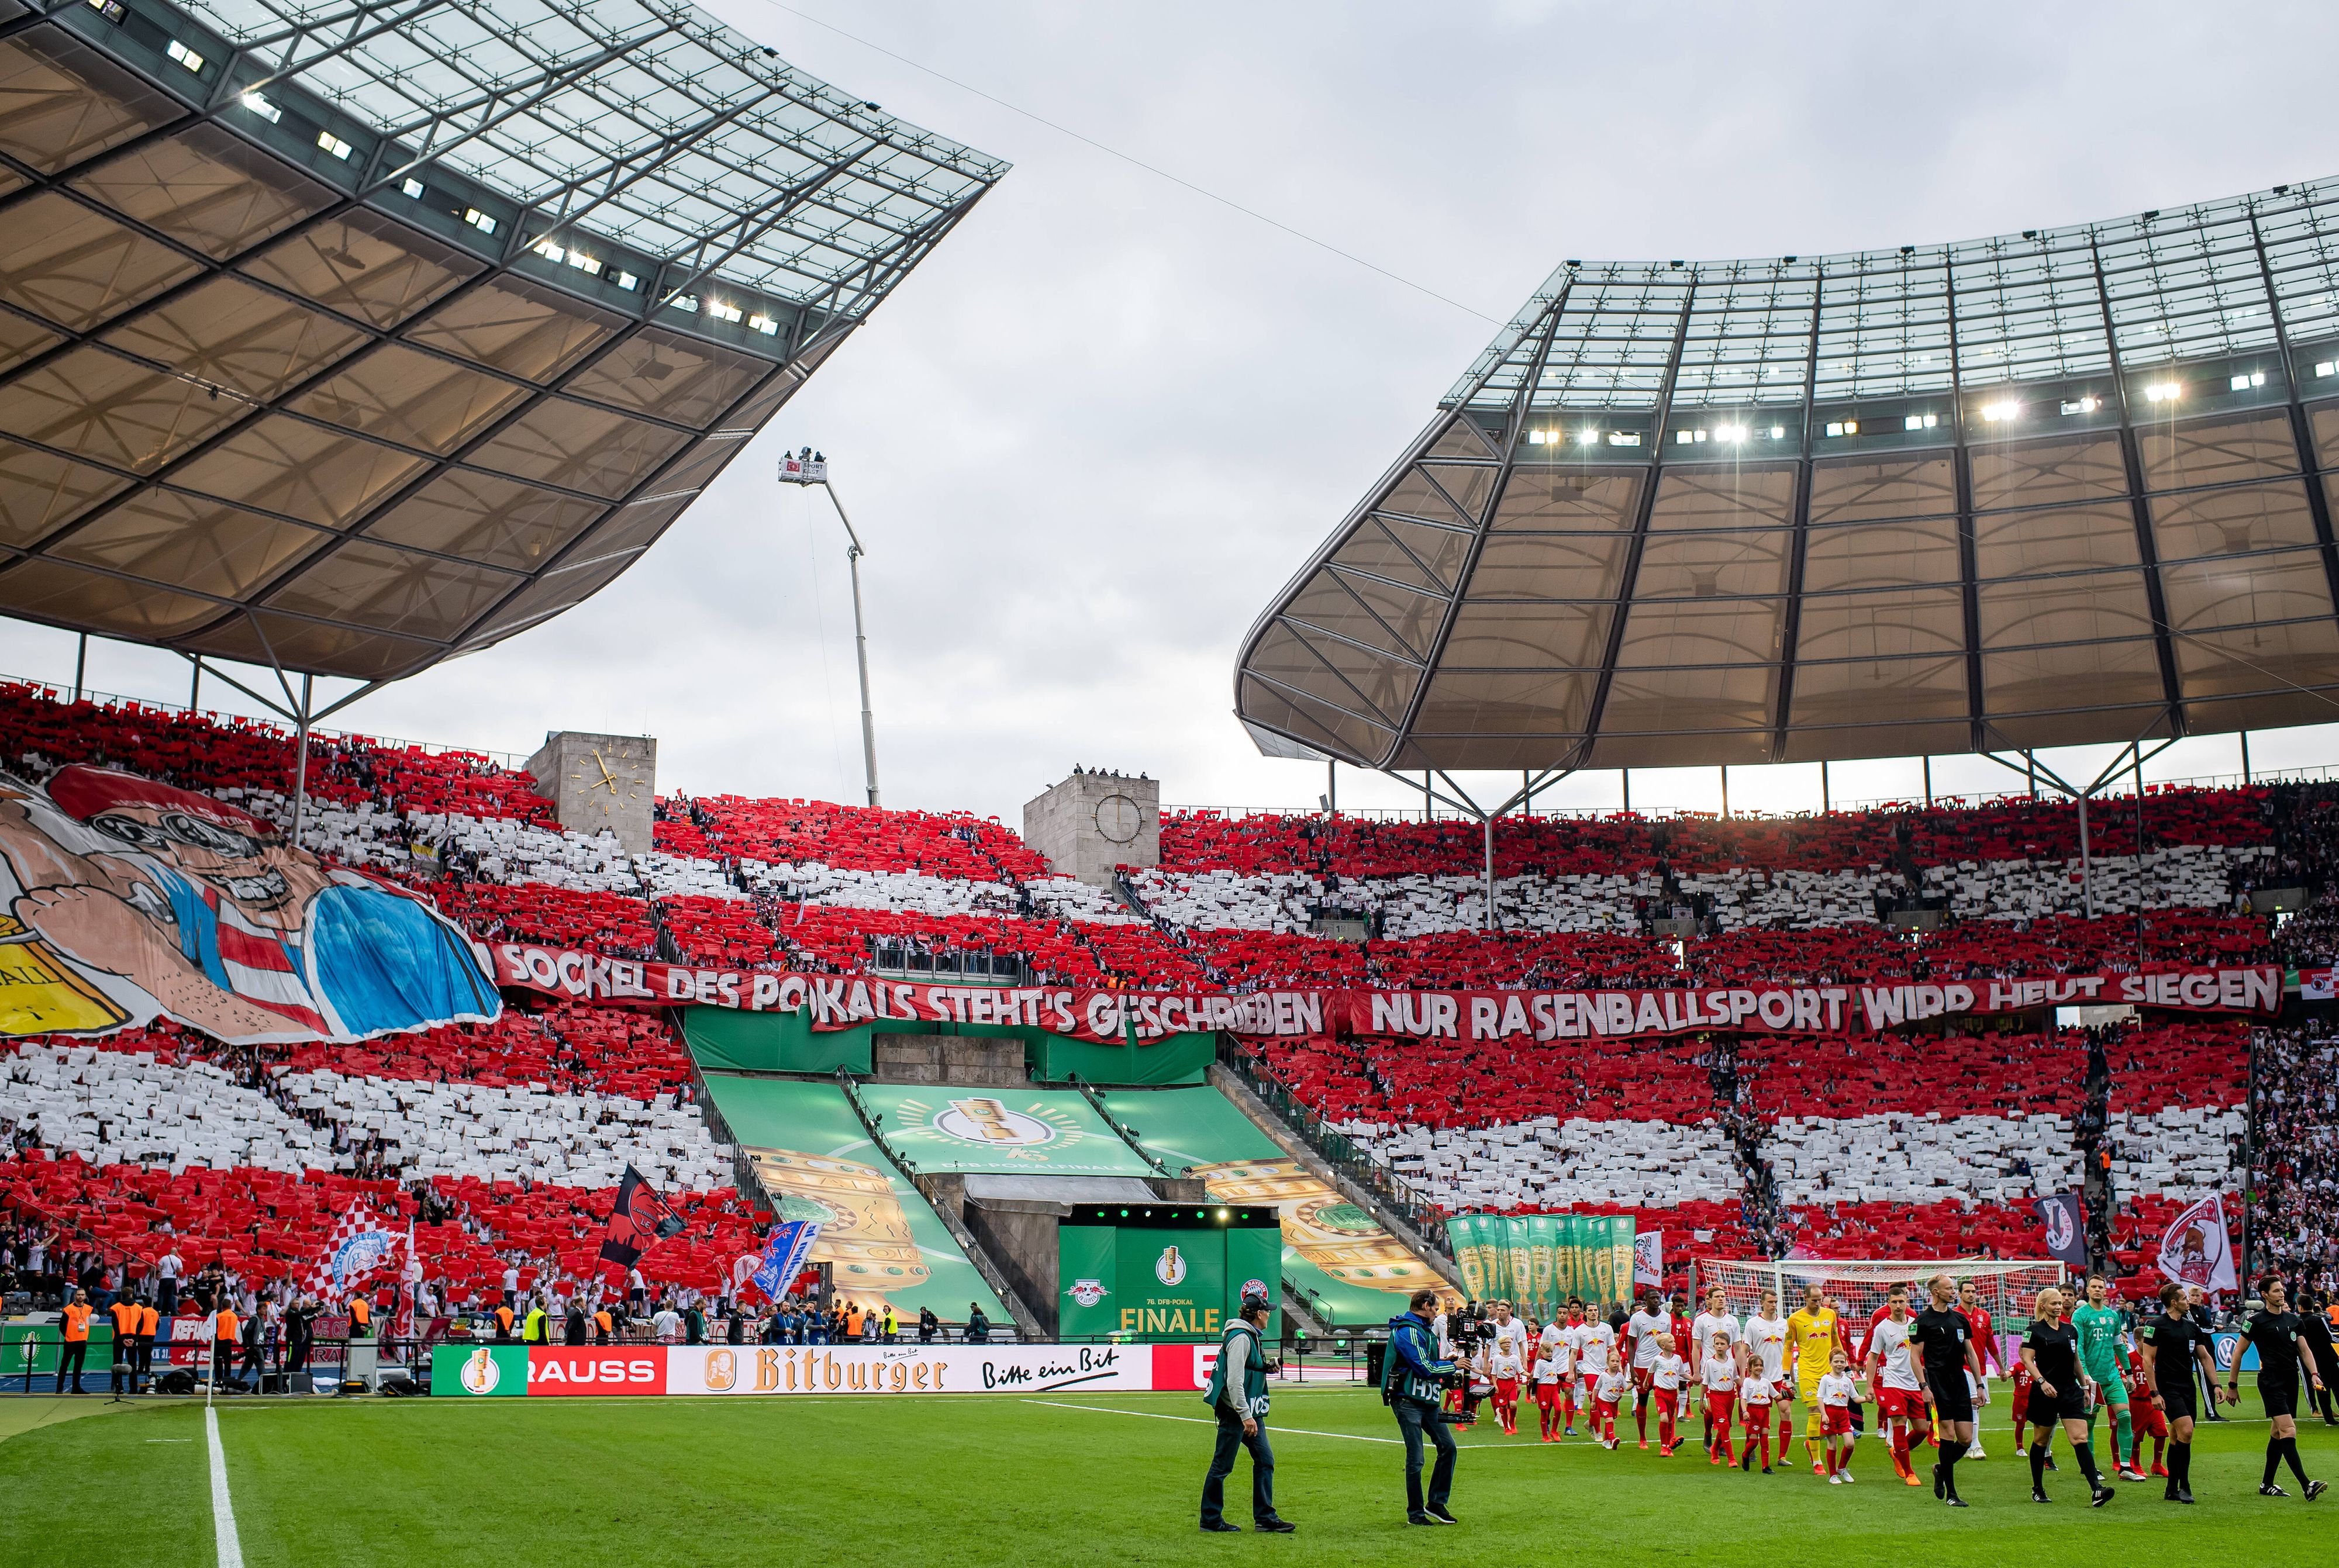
[0,0,1003,688]
[1236,180,2339,775]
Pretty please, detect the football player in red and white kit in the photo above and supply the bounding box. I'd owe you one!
[1539,1304,1579,1438]
[1574,1304,1619,1439]
[2124,1360,2168,1478]
[1863,1284,1927,1486]
[1649,1333,1688,1457]
[1738,1288,1795,1461]
[1957,1277,2001,1459]
[1689,1286,1742,1458]
[1484,1300,1527,1435]
[1531,1335,1567,1442]
[1816,1349,1860,1483]
[1699,1332,1740,1467]
[2009,1348,2040,1462]
[1624,1289,1671,1449]
[1588,1348,1630,1449]
[1737,1348,1779,1472]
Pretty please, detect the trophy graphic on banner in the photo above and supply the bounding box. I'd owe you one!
[747,1148,931,1307]
[1186,1158,1431,1294]
[0,911,129,1035]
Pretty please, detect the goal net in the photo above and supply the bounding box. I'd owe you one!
[1696,1258,2067,1345]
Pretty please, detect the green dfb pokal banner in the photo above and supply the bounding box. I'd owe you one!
[1058,1217,1281,1341]
[1444,1214,1637,1320]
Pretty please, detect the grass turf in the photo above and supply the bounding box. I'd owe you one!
[0,1387,2330,1566]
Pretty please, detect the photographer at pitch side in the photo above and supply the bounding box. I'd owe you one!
[1386,1287,1465,1525]
[1199,1291,1294,1534]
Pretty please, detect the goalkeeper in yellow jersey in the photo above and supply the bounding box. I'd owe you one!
[1786,1282,1845,1472]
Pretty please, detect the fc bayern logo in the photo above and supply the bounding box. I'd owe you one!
[1155,1246,1188,1286]
[1241,1278,1268,1301]
[1067,1278,1109,1308]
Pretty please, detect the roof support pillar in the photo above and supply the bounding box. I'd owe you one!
[2088,238,2187,738]
[2244,203,2339,624]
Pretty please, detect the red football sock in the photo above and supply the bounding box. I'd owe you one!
[1826,1442,1839,1476]
[1660,1404,1676,1448]
[1636,1398,1649,1441]
[1890,1422,1910,1473]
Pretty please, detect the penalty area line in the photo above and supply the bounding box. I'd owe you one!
[206,1404,244,1568]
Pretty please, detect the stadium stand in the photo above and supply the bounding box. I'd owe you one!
[0,679,2313,1329]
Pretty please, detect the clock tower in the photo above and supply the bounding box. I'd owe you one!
[1022,770,1160,887]
[525,731,658,855]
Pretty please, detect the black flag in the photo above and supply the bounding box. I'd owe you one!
[599,1165,686,1270]
[2031,1190,2088,1270]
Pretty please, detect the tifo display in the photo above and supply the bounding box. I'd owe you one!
[0,676,2333,1403]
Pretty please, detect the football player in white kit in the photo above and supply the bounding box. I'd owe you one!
[1624,1290,1672,1450]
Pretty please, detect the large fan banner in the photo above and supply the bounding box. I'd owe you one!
[0,765,497,1046]
[488,939,2279,1040]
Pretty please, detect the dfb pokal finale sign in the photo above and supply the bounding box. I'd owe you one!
[432,1342,1223,1397]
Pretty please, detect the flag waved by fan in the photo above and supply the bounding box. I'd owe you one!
[2155,1192,2237,1293]
[305,1204,407,1301]
[750,1219,823,1301]
[599,1164,687,1271]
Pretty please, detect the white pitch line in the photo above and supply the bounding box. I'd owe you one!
[1022,1398,1400,1443]
[206,1405,244,1568]
[1024,1404,1553,1450]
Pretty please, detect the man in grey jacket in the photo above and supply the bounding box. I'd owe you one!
[1200,1292,1293,1533]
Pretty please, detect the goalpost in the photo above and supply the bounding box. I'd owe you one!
[1696,1258,2068,1343]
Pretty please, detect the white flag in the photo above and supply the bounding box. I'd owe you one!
[2154,1194,2237,1293]
[1633,1231,1663,1289]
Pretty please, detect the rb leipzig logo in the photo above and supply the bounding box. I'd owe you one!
[1067,1278,1109,1308]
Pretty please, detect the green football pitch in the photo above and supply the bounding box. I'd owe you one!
[1,1387,2329,1567]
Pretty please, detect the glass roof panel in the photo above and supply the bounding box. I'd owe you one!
[101,277,367,402]
[71,125,333,262]
[0,193,204,332]
[51,488,328,598]
[174,0,1007,307]
[1256,178,2339,768]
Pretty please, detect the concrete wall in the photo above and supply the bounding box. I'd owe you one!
[964,1197,1065,1335]
[868,1035,1027,1086]
[525,730,657,855]
[1022,771,1160,887]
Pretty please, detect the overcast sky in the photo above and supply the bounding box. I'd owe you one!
[12,1,2339,824]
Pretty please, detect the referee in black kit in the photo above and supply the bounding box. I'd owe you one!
[2139,1279,2225,1504]
[2019,1286,2116,1507]
[1910,1274,1987,1507]
[2224,1276,2328,1501]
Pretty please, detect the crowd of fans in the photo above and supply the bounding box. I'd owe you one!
[0,679,2333,1343]
[2251,1020,2339,1304]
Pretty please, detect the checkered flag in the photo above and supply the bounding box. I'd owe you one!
[303,1203,405,1301]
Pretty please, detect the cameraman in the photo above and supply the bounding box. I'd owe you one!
[1385,1288,1462,1525]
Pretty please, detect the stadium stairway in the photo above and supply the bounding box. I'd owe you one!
[1203,1055,1463,1295]
[829,1072,1046,1339]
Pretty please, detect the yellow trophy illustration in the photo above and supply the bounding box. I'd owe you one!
[1186,1158,1431,1294]
[0,912,129,1036]
[952,1097,1022,1142]
[746,1148,931,1308]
